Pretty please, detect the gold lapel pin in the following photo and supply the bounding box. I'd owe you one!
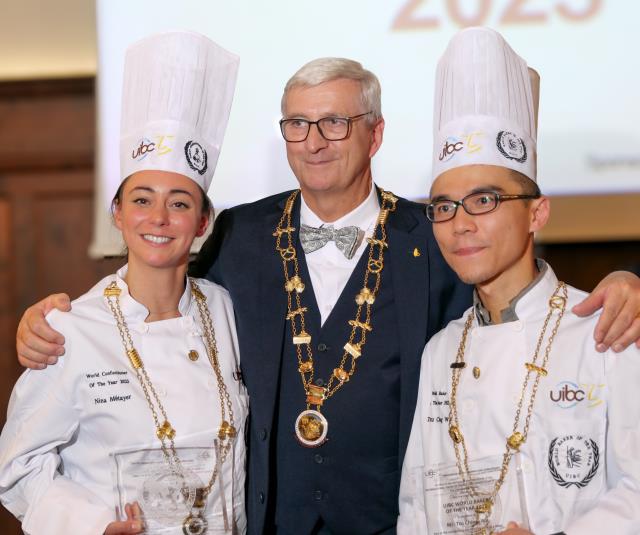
[413,248,421,257]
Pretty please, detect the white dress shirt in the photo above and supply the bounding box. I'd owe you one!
[0,266,248,535]
[398,263,640,535]
[300,184,380,325]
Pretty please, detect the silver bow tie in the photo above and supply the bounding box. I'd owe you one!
[299,224,364,259]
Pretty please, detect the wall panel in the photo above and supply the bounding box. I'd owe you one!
[0,78,120,534]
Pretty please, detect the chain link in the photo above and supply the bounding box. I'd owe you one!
[274,190,398,409]
[447,281,568,533]
[104,279,236,505]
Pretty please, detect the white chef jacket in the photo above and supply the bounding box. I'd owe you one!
[398,263,640,535]
[0,266,248,535]
[300,182,379,325]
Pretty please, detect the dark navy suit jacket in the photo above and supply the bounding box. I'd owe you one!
[190,189,471,534]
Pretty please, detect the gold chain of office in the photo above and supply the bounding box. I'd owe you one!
[447,281,567,534]
[104,279,236,534]
[274,189,398,447]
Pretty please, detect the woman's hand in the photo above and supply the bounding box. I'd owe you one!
[104,502,144,534]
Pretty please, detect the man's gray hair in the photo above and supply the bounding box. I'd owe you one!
[281,57,382,124]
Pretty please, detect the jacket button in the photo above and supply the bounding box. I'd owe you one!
[314,454,323,464]
[259,428,267,441]
[314,378,325,387]
[317,343,328,352]
[259,492,265,504]
[314,490,323,501]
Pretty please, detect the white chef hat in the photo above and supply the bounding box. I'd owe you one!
[432,27,539,183]
[120,31,239,192]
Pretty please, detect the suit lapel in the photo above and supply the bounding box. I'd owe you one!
[256,193,299,411]
[379,187,430,362]
[383,190,431,464]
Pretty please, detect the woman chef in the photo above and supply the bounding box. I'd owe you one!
[0,31,247,535]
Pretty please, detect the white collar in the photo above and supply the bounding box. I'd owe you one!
[107,264,195,322]
[512,260,562,322]
[299,182,380,230]
[472,260,562,328]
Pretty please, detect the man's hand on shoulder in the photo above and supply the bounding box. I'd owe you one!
[573,270,640,352]
[16,293,70,369]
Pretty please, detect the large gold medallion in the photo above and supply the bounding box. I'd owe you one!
[275,189,398,447]
[295,409,328,447]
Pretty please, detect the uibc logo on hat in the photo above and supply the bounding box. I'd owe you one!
[184,141,208,175]
[438,136,464,162]
[131,138,155,161]
[549,381,605,409]
[131,135,174,161]
[438,132,484,162]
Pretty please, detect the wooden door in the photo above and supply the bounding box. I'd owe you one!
[0,77,121,534]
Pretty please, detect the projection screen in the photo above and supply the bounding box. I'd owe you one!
[90,0,640,256]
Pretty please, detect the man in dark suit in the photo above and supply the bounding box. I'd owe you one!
[15,57,640,534]
[190,58,471,534]
[188,57,640,534]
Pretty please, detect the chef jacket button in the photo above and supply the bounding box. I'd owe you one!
[259,428,268,441]
[314,454,323,464]
[258,492,265,504]
[313,490,323,501]
[157,387,167,398]
[317,343,328,352]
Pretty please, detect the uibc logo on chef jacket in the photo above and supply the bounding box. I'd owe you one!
[549,381,605,409]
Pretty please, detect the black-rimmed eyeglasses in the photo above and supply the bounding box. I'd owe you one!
[279,112,372,142]
[426,191,541,223]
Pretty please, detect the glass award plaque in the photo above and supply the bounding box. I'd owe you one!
[111,442,236,534]
[423,455,524,535]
